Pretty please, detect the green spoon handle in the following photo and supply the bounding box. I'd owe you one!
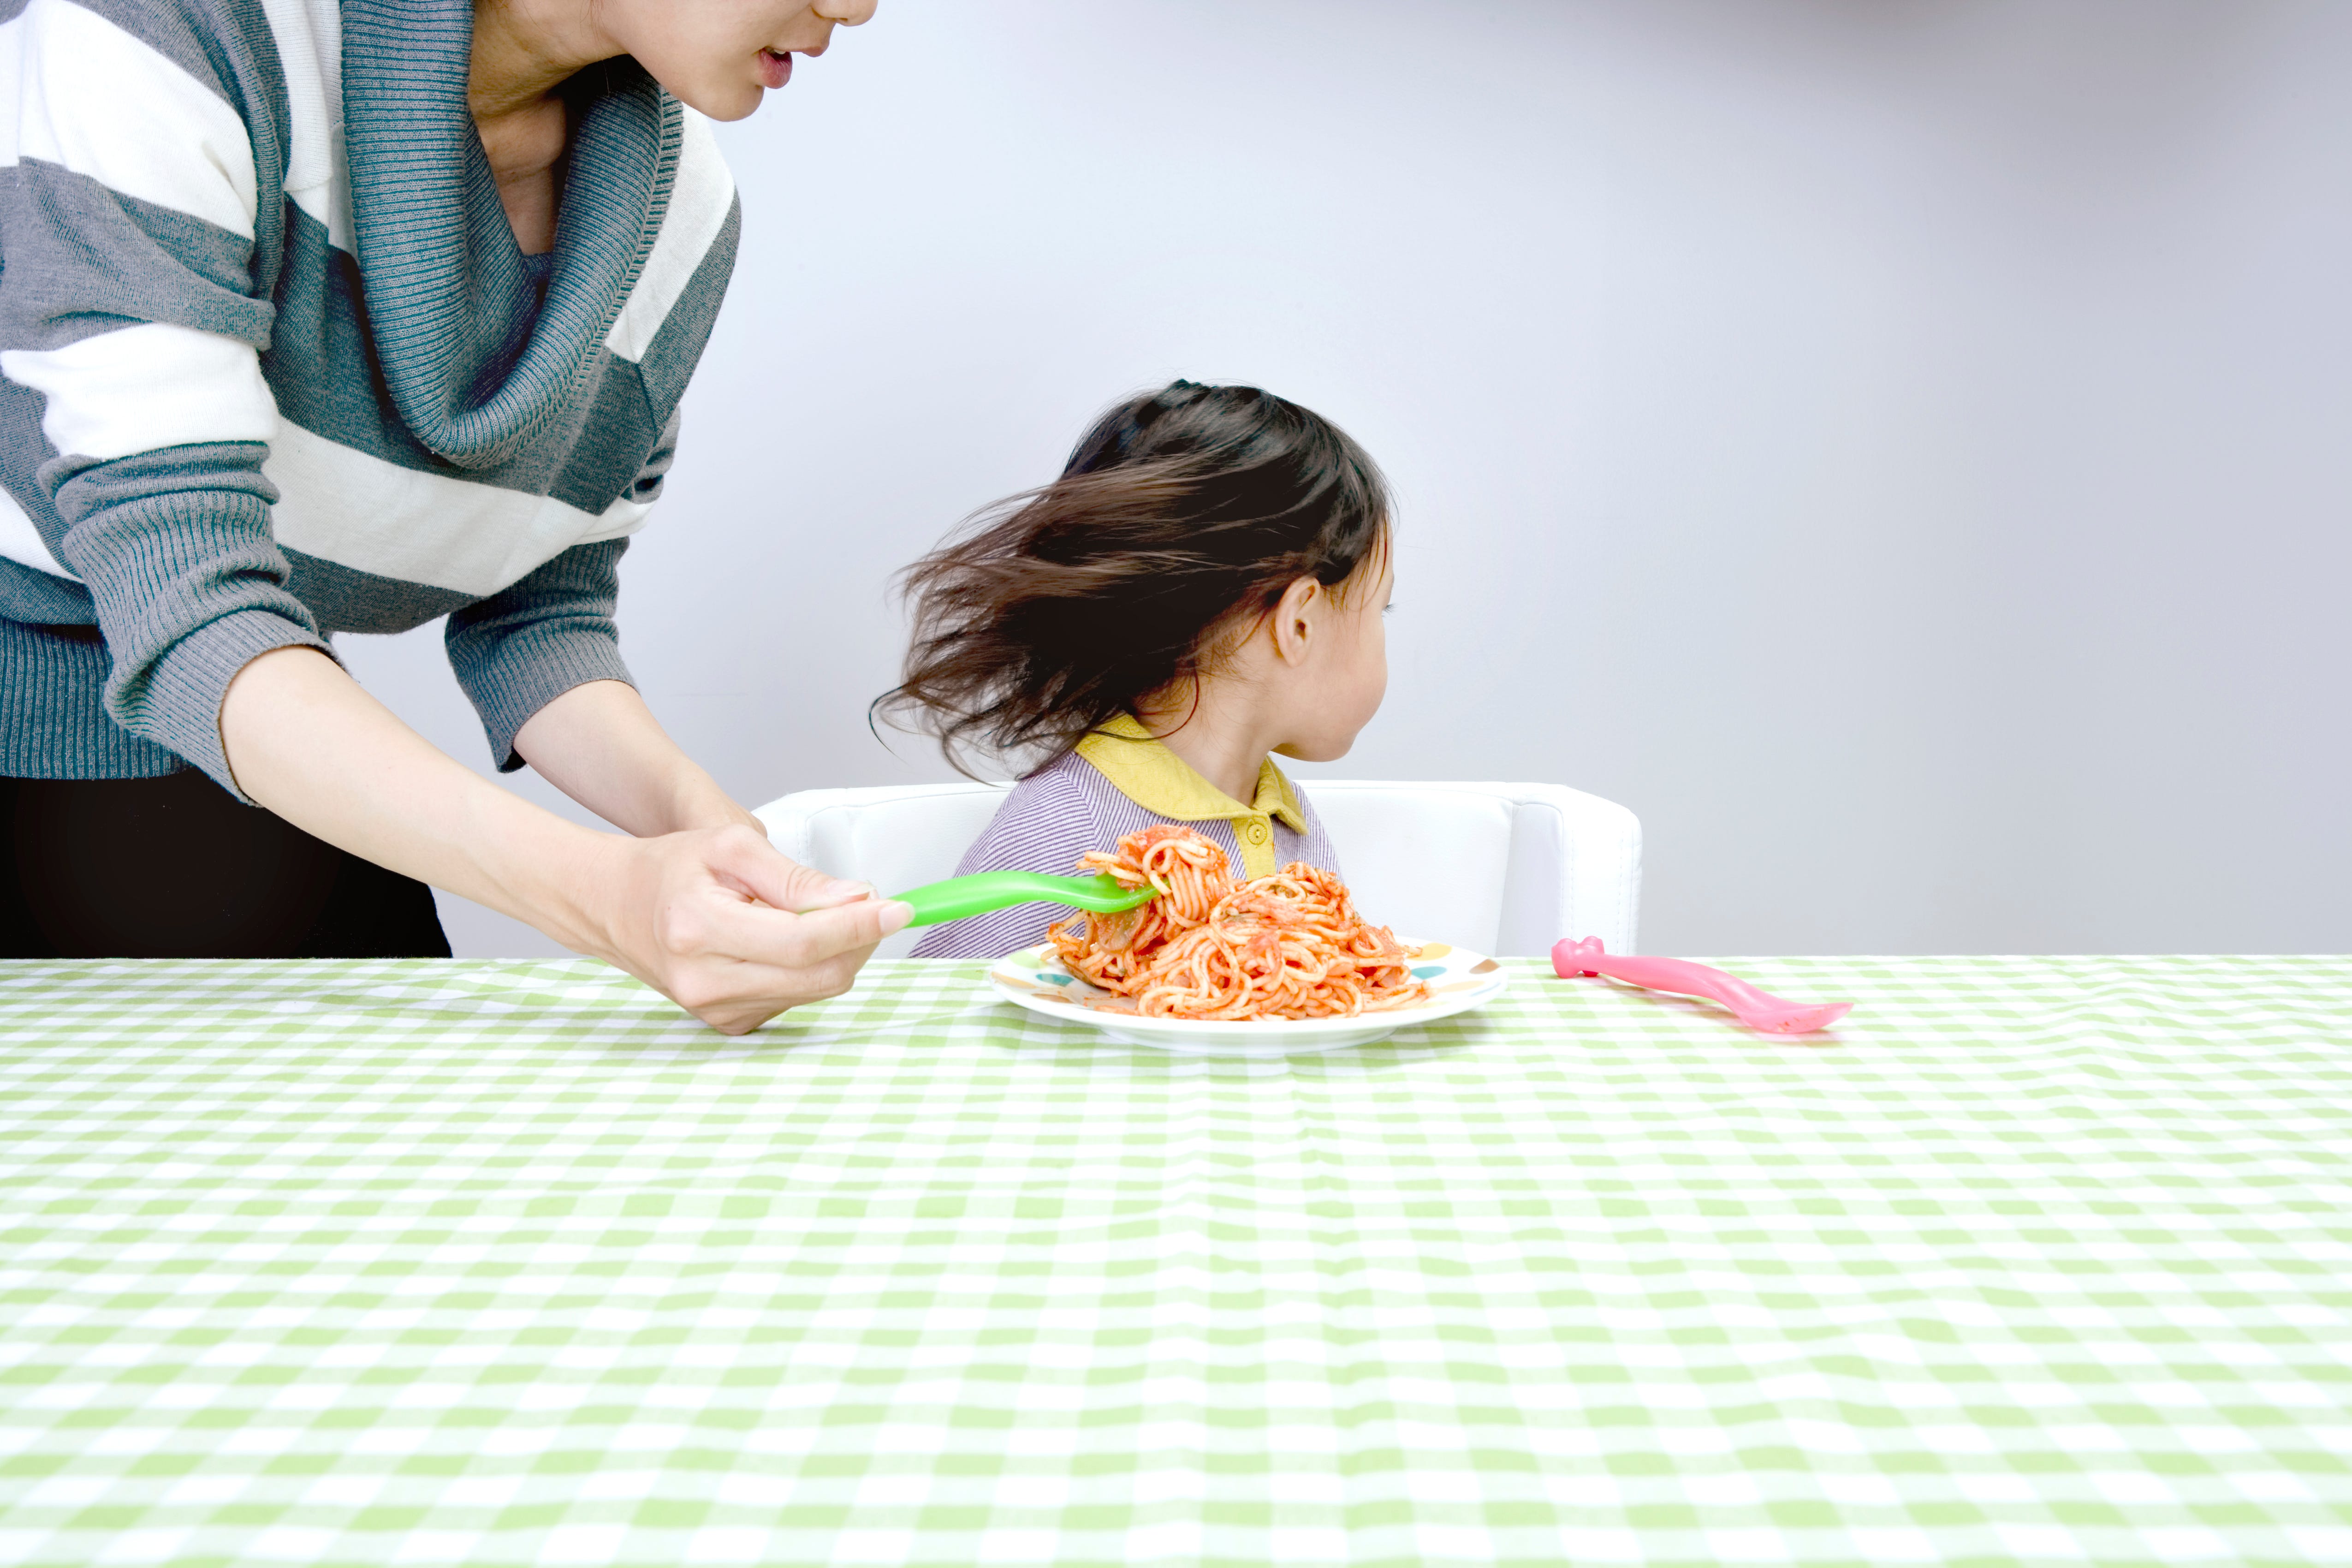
[890,870,1158,928]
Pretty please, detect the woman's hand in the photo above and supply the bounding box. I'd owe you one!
[511,683,931,1030]
[578,824,911,1034]
[221,647,908,1033]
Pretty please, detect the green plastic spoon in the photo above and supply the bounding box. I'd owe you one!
[890,871,1158,928]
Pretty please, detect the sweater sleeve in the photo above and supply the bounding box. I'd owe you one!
[2,0,329,797]
[440,400,675,771]
[443,538,635,772]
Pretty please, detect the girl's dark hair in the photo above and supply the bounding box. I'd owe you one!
[878,380,1392,775]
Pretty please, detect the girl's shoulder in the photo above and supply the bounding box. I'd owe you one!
[909,754,1114,959]
[1274,772,1344,880]
[950,751,1111,877]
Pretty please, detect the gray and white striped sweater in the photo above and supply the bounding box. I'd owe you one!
[0,0,739,791]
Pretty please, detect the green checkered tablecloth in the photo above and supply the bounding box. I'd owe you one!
[3,956,2349,1567]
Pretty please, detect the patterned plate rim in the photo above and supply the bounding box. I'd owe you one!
[984,938,1509,1036]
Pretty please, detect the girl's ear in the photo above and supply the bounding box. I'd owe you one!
[1270,576,1324,666]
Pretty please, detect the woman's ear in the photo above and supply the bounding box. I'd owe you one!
[1269,576,1324,667]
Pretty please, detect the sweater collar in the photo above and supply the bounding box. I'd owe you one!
[340,0,678,470]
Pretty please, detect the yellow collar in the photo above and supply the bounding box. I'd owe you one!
[1074,714,1307,877]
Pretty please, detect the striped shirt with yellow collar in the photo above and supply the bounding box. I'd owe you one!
[909,714,1342,961]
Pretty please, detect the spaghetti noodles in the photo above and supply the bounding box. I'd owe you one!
[1048,825,1431,1020]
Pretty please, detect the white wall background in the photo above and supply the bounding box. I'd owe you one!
[339,0,2352,959]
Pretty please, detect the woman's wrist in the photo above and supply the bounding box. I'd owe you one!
[485,812,634,958]
[218,650,902,1030]
[512,680,760,839]
[655,774,765,838]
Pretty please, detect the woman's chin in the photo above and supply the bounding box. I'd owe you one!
[647,67,769,124]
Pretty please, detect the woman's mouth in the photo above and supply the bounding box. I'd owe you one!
[759,49,793,89]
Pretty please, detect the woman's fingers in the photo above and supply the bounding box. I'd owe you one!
[660,945,876,1034]
[701,823,884,914]
[687,886,910,971]
[599,826,914,1033]
[791,894,914,953]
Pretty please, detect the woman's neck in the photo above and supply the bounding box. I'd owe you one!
[472,0,610,112]
[471,0,610,253]
[1131,678,1281,807]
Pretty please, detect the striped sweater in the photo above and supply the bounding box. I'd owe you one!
[0,0,739,791]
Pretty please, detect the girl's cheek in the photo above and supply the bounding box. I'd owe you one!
[1361,622,1390,713]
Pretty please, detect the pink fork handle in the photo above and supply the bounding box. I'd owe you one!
[1552,937,1794,1014]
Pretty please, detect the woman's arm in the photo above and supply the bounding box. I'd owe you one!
[439,538,758,837]
[514,678,758,837]
[441,529,749,837]
[222,646,908,1033]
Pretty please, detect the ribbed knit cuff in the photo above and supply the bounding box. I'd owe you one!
[0,617,189,780]
[448,621,634,773]
[132,609,337,802]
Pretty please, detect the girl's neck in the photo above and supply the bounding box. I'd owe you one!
[1131,678,1281,807]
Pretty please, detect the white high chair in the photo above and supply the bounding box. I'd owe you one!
[753,780,1641,962]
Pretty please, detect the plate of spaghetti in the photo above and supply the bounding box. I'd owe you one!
[985,825,1509,1054]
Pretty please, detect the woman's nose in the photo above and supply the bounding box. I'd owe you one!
[814,0,879,24]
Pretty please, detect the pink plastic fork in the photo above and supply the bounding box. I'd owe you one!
[1551,937,1853,1035]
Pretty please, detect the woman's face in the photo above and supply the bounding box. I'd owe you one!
[602,1,878,122]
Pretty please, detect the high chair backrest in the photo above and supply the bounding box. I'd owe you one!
[1295,781,1640,959]
[754,779,1641,961]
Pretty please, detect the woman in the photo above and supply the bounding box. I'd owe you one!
[0,0,904,1032]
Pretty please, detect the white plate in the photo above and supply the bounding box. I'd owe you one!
[985,939,1509,1055]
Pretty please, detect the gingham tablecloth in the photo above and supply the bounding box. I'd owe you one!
[2,956,2348,1567]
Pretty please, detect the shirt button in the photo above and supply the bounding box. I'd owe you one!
[1244,821,1268,844]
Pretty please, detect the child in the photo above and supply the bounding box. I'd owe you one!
[881,380,1397,959]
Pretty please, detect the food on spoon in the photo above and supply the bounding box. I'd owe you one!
[1049,825,1429,1020]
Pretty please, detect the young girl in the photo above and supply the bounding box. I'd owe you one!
[883,380,1397,959]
